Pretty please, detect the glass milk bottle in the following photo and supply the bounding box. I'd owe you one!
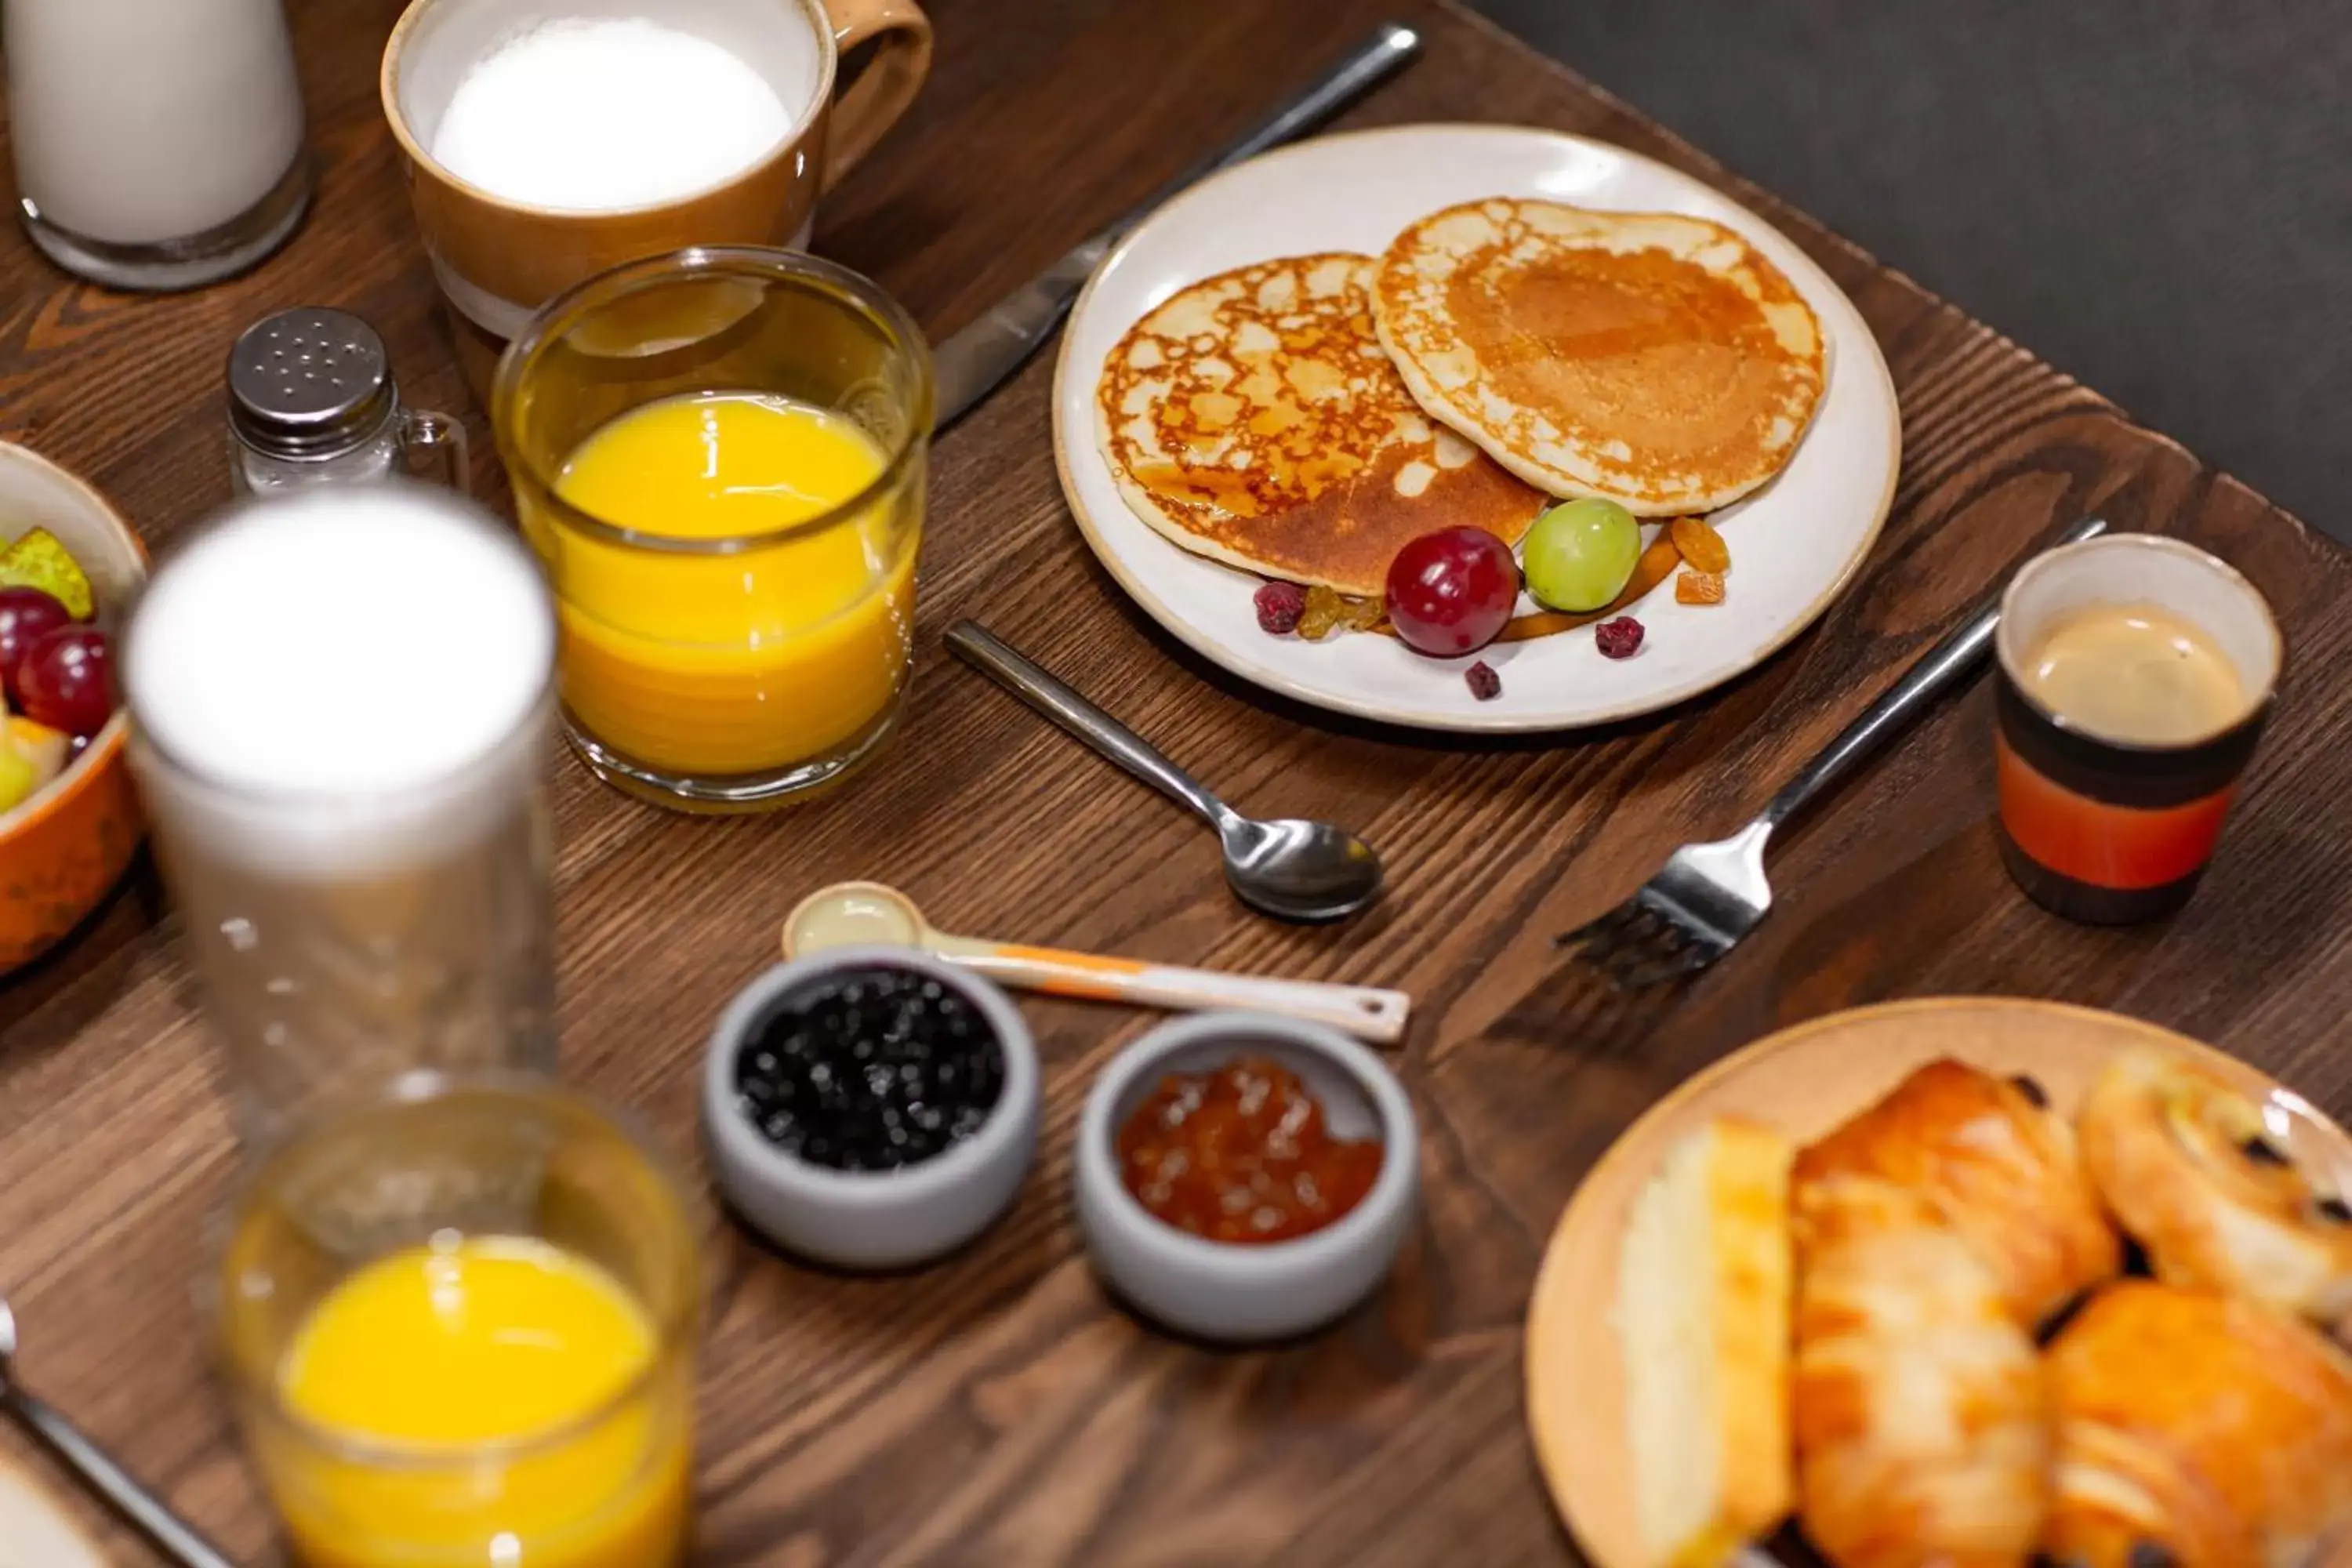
[4,0,310,290]
[122,488,557,1149]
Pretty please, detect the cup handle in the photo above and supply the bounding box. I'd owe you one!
[818,0,933,191]
[397,408,470,496]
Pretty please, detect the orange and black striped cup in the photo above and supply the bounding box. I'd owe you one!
[1993,535,2281,924]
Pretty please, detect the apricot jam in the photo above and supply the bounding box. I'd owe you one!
[1114,1055,1383,1244]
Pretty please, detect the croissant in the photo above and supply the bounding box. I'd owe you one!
[1791,1171,2048,1568]
[2042,1281,2352,1568]
[1794,1058,2121,1328]
[2078,1050,2352,1329]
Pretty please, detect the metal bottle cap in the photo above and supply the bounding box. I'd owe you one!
[227,307,396,459]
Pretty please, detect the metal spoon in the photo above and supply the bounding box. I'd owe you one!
[783,880,1410,1041]
[0,1298,237,1567]
[946,622,1385,923]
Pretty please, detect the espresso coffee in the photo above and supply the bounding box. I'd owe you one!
[2018,601,2248,746]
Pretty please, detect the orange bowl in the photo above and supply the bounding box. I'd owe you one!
[0,444,146,975]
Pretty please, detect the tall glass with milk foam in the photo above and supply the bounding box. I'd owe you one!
[123,488,558,1149]
[4,0,310,290]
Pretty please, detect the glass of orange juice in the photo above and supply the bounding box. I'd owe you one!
[493,246,933,811]
[215,1073,700,1567]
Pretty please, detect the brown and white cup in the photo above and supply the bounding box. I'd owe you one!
[380,0,931,397]
[1993,534,2281,924]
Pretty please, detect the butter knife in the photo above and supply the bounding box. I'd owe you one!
[930,21,1421,430]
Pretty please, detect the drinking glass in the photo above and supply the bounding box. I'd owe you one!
[123,489,559,1151]
[215,1073,701,1568]
[1993,532,2281,924]
[5,0,310,290]
[493,245,934,811]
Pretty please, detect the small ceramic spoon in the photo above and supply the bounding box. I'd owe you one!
[782,882,1410,1044]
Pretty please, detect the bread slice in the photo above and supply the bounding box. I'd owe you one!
[0,1456,107,1567]
[1617,1116,1796,1568]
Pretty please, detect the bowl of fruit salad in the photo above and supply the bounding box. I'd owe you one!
[0,443,143,975]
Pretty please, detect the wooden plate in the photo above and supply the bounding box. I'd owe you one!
[1523,996,2352,1568]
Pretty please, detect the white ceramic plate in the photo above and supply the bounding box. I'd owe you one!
[1051,124,1902,733]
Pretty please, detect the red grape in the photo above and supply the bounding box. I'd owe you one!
[0,585,72,706]
[17,625,114,738]
[1384,527,1519,656]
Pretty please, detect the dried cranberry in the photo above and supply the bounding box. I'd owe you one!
[1254,580,1307,635]
[1595,616,1645,659]
[1465,660,1501,700]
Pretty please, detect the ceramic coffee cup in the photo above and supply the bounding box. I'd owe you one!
[1993,533,2281,924]
[381,0,931,396]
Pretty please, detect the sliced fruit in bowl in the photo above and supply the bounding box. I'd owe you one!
[0,716,71,811]
[0,443,144,976]
[0,527,96,619]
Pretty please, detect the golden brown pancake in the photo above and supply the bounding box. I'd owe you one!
[1372,201,1826,515]
[1095,252,1544,596]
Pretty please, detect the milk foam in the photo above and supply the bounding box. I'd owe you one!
[127,489,554,797]
[430,17,805,212]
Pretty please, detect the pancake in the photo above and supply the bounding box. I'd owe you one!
[1371,199,1827,515]
[1095,252,1544,596]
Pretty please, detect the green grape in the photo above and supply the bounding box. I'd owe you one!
[1523,498,1641,612]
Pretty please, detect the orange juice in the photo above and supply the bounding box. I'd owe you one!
[543,391,916,777]
[269,1236,688,1568]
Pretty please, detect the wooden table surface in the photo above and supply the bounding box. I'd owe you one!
[5,1,2350,1563]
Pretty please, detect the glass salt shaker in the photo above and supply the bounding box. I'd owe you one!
[227,307,470,495]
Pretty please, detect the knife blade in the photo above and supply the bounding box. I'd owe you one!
[929,21,1422,431]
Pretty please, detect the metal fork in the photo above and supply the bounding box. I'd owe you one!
[1555,517,2108,986]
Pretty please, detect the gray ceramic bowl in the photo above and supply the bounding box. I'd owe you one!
[1073,1011,1418,1342]
[702,946,1040,1271]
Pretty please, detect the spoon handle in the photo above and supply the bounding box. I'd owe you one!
[937,936,1410,1044]
[5,1389,237,1567]
[947,622,1230,827]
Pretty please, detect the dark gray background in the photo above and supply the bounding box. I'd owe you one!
[1472,0,2350,540]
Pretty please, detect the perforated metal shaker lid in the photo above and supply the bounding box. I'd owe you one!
[227,307,397,459]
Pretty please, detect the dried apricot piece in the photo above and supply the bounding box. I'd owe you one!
[1669,516,1730,576]
[1675,568,1726,606]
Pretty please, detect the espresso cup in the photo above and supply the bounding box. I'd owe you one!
[381,0,931,397]
[1993,533,2281,924]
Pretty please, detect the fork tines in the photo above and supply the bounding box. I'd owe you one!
[1555,889,1729,989]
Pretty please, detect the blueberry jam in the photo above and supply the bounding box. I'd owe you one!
[735,966,1004,1172]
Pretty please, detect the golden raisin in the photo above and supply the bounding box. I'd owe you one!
[1297,585,1384,641]
[1675,568,1726,605]
[1670,516,1731,575]
[1296,586,1345,641]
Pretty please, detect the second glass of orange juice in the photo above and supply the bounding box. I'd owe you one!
[495,247,933,811]
[215,1074,700,1567]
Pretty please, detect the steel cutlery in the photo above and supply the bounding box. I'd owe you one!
[946,622,1385,923]
[929,22,1421,429]
[0,1297,236,1568]
[1556,517,2111,986]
